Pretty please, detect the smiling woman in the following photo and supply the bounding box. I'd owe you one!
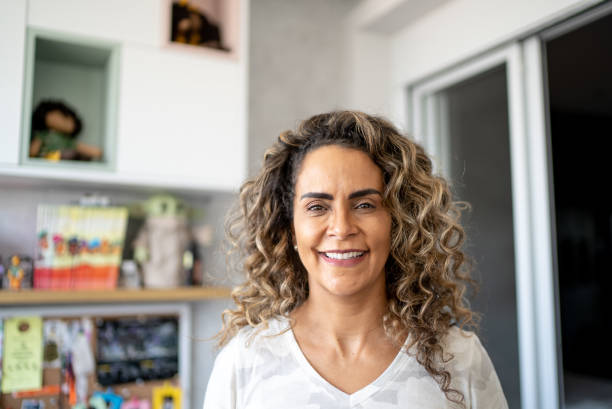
[204,111,508,408]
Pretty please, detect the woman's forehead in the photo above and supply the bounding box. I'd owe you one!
[294,145,384,195]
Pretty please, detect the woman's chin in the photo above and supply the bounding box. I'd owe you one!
[314,274,384,299]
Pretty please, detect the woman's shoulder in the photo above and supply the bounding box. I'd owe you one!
[442,325,481,350]
[441,326,489,369]
[206,319,293,409]
[210,315,297,397]
[441,326,508,407]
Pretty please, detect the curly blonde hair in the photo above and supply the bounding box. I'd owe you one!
[219,110,476,405]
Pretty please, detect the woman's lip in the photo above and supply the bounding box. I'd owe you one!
[319,250,368,267]
[318,249,368,253]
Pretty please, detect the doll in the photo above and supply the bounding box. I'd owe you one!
[170,1,225,50]
[29,100,102,161]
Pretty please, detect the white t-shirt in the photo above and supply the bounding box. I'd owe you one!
[203,317,509,409]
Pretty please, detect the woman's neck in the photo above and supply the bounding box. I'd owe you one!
[291,286,389,357]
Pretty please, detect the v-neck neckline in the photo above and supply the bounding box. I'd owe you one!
[274,318,409,407]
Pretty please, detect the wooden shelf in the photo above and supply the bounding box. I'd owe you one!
[0,287,231,305]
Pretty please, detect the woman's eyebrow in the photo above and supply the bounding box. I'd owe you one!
[300,192,333,200]
[348,189,382,199]
[300,189,381,200]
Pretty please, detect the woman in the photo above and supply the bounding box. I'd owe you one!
[204,111,508,408]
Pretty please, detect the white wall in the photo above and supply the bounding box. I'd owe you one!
[389,0,601,87]
[339,0,601,127]
[247,0,355,176]
[340,28,391,118]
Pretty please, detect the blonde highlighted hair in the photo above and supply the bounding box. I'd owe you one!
[219,110,476,405]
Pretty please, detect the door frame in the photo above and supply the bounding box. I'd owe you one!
[409,43,558,409]
[524,2,612,407]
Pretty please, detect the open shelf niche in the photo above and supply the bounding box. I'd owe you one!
[20,28,120,171]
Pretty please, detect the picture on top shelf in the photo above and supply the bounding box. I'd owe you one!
[170,0,230,52]
[29,100,102,162]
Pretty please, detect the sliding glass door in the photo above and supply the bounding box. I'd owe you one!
[409,3,612,408]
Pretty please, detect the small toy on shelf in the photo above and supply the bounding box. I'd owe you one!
[131,194,213,288]
[133,195,191,288]
[6,255,33,290]
[152,383,181,409]
[29,100,102,161]
[170,0,228,51]
[181,239,201,286]
[122,397,151,409]
[119,259,142,288]
[87,395,110,409]
[91,390,123,409]
[0,256,5,289]
[7,255,23,289]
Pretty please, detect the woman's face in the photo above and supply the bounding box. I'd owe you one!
[292,145,392,299]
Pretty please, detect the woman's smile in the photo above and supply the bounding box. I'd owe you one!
[319,249,369,267]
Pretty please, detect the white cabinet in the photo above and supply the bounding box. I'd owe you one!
[117,44,246,191]
[27,0,166,47]
[0,0,27,165]
[0,0,248,192]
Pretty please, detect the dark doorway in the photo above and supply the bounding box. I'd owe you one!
[545,5,612,408]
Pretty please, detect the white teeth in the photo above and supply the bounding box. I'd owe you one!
[324,251,364,260]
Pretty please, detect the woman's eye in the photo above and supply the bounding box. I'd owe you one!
[355,202,375,210]
[306,204,326,212]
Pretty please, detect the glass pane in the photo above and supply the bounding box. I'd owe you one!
[433,65,521,408]
[546,8,612,408]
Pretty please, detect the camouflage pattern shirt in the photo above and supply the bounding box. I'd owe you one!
[203,317,509,409]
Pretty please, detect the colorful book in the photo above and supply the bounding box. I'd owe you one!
[34,205,128,289]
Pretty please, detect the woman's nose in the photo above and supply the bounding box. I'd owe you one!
[328,207,357,238]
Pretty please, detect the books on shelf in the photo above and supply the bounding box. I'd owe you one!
[34,205,128,289]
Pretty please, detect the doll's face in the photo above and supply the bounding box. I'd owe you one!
[45,110,75,135]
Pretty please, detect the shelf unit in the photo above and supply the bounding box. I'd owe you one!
[0,286,231,305]
[0,302,194,409]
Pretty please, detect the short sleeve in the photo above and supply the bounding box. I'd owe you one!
[465,335,509,409]
[203,342,237,409]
